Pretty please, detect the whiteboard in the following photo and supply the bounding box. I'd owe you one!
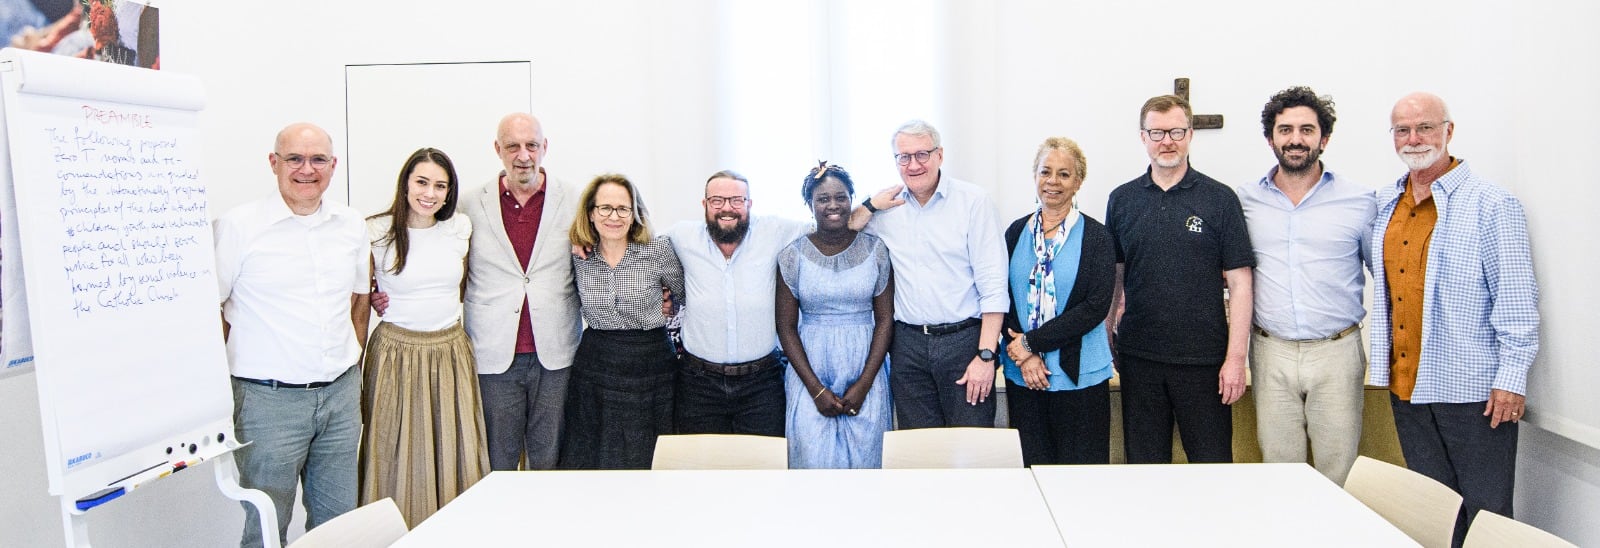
[344,61,532,217]
[0,48,233,502]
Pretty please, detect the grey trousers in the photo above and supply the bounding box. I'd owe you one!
[889,321,996,429]
[479,353,571,470]
[233,366,361,548]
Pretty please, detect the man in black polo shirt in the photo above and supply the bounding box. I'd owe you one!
[1106,94,1256,463]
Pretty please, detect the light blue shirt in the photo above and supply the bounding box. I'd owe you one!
[863,174,1008,325]
[667,215,809,363]
[1239,167,1376,340]
[1368,160,1540,402]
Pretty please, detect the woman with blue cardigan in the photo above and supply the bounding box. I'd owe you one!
[1001,136,1117,465]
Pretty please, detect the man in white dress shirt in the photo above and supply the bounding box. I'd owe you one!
[215,123,370,547]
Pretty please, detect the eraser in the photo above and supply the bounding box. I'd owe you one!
[75,487,124,511]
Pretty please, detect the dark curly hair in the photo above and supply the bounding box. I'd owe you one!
[801,161,855,203]
[1260,86,1336,139]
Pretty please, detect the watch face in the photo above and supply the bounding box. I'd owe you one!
[978,349,996,361]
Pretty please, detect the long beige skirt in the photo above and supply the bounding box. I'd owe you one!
[359,321,489,528]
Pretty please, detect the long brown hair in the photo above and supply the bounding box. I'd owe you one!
[367,147,460,274]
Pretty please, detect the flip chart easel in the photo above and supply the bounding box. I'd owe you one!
[0,48,278,547]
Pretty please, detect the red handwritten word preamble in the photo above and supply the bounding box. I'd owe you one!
[81,105,153,128]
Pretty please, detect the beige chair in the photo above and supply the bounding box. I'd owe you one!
[288,497,408,548]
[881,427,1024,469]
[651,434,788,470]
[1344,455,1463,548]
[1464,510,1577,548]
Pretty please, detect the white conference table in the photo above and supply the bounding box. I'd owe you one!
[394,468,1066,547]
[1032,463,1419,547]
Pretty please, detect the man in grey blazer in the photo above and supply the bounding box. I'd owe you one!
[462,113,581,470]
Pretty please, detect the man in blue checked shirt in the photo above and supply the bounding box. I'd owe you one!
[1371,92,1540,547]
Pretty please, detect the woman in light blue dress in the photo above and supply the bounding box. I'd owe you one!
[776,162,894,469]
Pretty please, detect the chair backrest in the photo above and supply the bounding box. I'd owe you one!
[1464,510,1578,548]
[881,427,1024,469]
[651,434,788,470]
[288,497,408,548]
[1343,456,1463,548]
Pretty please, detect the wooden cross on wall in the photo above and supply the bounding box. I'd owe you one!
[1174,78,1224,129]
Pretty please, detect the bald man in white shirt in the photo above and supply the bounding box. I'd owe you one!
[215,123,370,548]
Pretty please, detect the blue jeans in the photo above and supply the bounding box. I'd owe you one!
[479,352,570,470]
[675,353,785,436]
[232,366,361,548]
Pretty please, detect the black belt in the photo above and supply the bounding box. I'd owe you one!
[897,317,982,336]
[233,365,351,390]
[683,351,778,377]
[1251,323,1360,343]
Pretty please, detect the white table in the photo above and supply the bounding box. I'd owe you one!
[1031,463,1419,547]
[394,468,1065,547]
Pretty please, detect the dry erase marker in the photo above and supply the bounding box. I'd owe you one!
[75,487,124,511]
[130,469,173,491]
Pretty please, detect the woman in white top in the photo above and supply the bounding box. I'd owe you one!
[359,148,487,527]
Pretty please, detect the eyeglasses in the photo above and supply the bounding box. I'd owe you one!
[894,148,940,166]
[1143,128,1190,142]
[1389,121,1449,140]
[592,205,633,219]
[705,195,748,208]
[274,153,333,170]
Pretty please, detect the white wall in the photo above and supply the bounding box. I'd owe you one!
[2,0,1595,546]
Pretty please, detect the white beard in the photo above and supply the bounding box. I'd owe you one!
[1398,145,1444,172]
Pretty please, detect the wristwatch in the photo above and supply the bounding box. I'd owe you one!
[977,348,996,362]
[861,197,880,213]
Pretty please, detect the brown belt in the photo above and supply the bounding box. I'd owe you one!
[682,352,779,377]
[1251,323,1360,343]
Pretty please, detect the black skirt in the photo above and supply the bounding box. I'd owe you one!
[559,327,676,469]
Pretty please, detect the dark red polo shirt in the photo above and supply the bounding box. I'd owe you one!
[500,173,546,354]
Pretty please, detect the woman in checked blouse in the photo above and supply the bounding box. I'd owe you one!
[561,174,685,469]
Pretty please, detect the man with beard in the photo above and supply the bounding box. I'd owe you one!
[665,170,807,435]
[1238,87,1375,485]
[1371,92,1539,546]
[1106,95,1255,463]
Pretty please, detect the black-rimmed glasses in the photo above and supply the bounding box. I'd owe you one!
[1143,128,1190,142]
[705,195,747,208]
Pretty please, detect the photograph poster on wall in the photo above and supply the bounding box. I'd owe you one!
[2,0,159,69]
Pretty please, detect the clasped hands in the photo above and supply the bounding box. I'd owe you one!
[812,382,868,417]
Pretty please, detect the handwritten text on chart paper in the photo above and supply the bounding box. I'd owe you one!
[47,106,212,318]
